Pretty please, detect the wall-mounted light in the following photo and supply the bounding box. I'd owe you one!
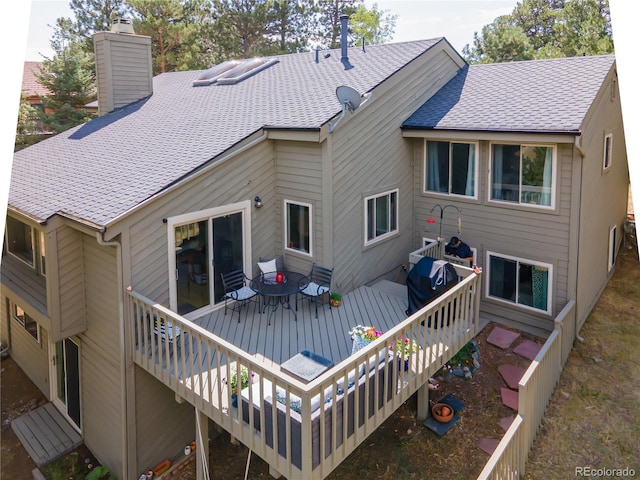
[254,196,263,208]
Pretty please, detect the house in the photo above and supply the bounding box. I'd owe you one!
[20,61,51,133]
[2,17,627,480]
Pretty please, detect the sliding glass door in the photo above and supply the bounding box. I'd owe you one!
[171,203,250,315]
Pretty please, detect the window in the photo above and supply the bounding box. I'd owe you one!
[491,144,555,207]
[487,252,552,314]
[608,225,617,271]
[365,189,398,245]
[39,231,46,276]
[5,216,35,267]
[603,133,613,170]
[12,303,39,342]
[285,200,311,255]
[425,141,477,197]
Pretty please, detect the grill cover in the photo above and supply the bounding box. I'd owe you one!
[406,256,458,317]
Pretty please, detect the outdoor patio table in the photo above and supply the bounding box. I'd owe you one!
[250,270,308,325]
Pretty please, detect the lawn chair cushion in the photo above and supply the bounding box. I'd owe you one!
[226,285,257,301]
[258,259,277,274]
[300,282,329,297]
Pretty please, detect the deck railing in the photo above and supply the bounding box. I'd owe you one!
[128,264,481,480]
[477,300,576,480]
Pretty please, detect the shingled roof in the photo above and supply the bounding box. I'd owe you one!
[22,61,50,98]
[403,54,615,134]
[9,38,443,228]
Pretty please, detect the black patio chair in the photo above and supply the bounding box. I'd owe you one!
[221,269,259,322]
[296,263,333,318]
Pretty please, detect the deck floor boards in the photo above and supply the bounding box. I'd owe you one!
[189,283,409,367]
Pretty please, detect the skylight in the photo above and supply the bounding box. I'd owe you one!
[193,60,241,86]
[193,57,278,87]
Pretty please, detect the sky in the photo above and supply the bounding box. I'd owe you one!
[2,1,639,242]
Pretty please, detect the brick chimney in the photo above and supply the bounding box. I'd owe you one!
[92,19,153,116]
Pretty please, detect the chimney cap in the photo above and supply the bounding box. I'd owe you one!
[111,18,135,34]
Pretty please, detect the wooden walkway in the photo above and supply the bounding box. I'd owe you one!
[193,281,408,368]
[11,403,82,467]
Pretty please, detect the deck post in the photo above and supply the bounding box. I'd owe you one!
[195,408,209,480]
[416,384,430,421]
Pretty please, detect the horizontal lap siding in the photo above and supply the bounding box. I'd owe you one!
[56,226,86,339]
[79,238,123,474]
[332,47,463,292]
[127,140,276,302]
[574,68,628,329]
[118,141,276,469]
[275,141,323,273]
[7,316,50,396]
[134,367,195,473]
[414,141,574,333]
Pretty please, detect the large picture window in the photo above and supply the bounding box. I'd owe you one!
[285,200,311,255]
[487,252,552,314]
[365,189,398,245]
[491,144,555,207]
[5,216,35,267]
[425,141,476,197]
[12,303,40,343]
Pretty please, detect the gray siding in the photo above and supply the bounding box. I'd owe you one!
[3,298,50,396]
[575,66,628,330]
[123,139,276,304]
[275,141,323,274]
[134,368,195,473]
[93,32,153,115]
[48,225,86,341]
[78,238,124,476]
[414,140,575,334]
[332,45,463,292]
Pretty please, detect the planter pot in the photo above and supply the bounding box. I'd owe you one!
[231,393,238,408]
[432,403,454,423]
[330,299,341,307]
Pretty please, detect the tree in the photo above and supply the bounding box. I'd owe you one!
[267,0,320,54]
[211,0,276,58]
[463,0,613,64]
[128,0,208,73]
[350,3,396,46]
[68,0,130,54]
[316,0,363,48]
[35,18,95,134]
[14,94,45,151]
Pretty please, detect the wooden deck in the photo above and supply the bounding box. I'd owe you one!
[11,402,82,467]
[192,280,408,368]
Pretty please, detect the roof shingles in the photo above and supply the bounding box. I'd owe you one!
[10,39,441,227]
[403,54,615,134]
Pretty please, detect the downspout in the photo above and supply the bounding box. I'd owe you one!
[95,232,130,479]
[572,135,585,342]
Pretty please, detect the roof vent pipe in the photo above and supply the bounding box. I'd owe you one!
[340,14,353,70]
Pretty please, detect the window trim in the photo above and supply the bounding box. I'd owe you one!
[608,224,617,271]
[603,133,613,171]
[488,142,557,209]
[12,302,40,344]
[485,251,553,315]
[423,139,479,199]
[364,188,399,247]
[5,216,36,269]
[284,199,313,257]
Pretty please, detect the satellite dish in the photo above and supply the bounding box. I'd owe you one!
[329,85,371,132]
[336,85,362,113]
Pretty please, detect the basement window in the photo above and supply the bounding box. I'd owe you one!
[193,58,277,86]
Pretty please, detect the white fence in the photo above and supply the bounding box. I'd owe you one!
[477,300,576,479]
